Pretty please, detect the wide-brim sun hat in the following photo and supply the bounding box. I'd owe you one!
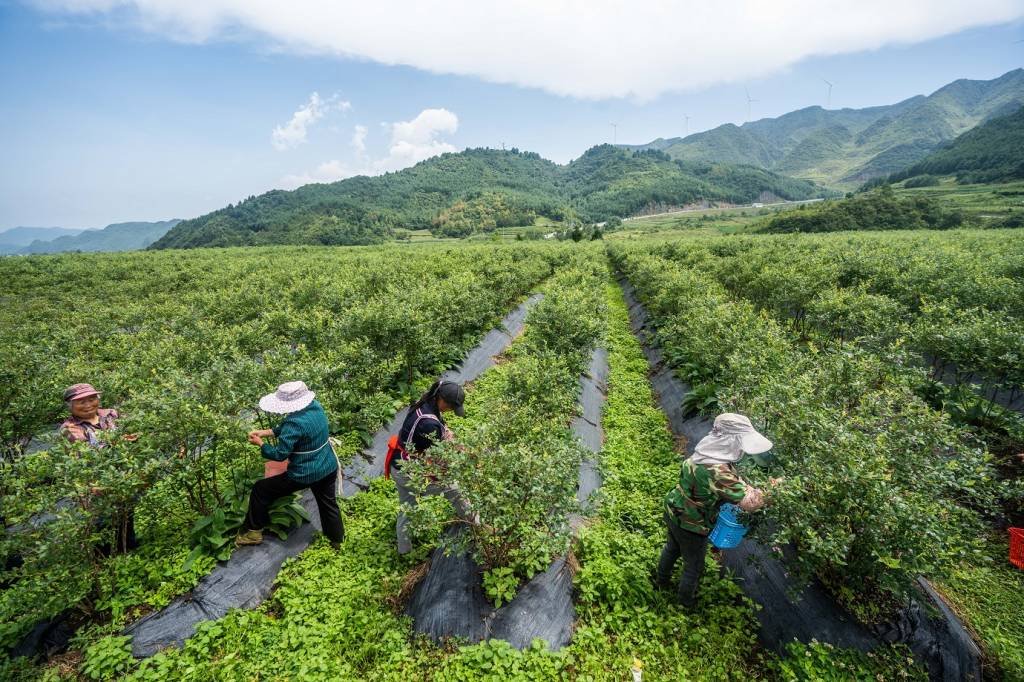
[691,412,774,466]
[64,383,100,402]
[716,413,773,454]
[259,380,315,414]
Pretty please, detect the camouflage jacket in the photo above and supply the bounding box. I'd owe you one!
[664,458,748,535]
[59,408,119,448]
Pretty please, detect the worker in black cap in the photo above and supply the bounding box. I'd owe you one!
[385,379,473,554]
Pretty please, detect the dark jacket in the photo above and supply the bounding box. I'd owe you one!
[261,400,337,484]
[398,400,449,455]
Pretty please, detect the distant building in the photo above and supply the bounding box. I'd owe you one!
[752,202,764,208]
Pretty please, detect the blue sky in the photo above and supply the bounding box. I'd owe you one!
[0,0,1022,229]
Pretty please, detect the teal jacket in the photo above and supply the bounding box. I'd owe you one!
[261,400,338,484]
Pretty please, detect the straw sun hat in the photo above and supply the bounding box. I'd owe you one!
[259,381,316,414]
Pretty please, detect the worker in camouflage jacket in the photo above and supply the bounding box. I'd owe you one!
[657,413,774,607]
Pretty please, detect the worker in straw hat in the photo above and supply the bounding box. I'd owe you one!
[237,381,344,547]
[656,413,777,607]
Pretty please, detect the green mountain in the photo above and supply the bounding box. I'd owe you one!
[0,226,88,254]
[19,220,181,254]
[890,105,1024,184]
[627,69,1024,188]
[153,146,826,249]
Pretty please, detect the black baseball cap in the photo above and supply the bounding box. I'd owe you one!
[437,381,465,417]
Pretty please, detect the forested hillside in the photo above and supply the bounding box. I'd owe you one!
[627,69,1024,187]
[890,105,1024,185]
[565,146,822,219]
[757,186,964,233]
[153,146,824,249]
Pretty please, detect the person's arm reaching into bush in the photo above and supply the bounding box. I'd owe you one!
[706,463,766,512]
[247,428,275,443]
[250,420,299,461]
[737,477,784,512]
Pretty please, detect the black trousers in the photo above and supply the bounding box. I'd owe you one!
[656,511,709,606]
[243,470,344,544]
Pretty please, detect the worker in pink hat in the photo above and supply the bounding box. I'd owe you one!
[59,383,137,447]
[58,382,139,553]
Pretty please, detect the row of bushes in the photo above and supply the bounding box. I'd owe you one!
[757,186,964,233]
[609,243,1007,621]
[651,232,1024,473]
[404,254,609,599]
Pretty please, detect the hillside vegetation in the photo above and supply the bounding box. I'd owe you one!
[757,186,964,233]
[890,105,1024,185]
[153,146,824,249]
[627,69,1024,187]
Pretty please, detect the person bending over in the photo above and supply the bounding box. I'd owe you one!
[385,380,473,555]
[237,381,344,547]
[657,413,775,607]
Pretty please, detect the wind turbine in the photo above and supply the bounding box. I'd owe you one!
[610,122,618,145]
[683,114,690,137]
[823,79,833,107]
[745,88,758,122]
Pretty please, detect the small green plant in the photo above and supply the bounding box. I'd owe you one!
[184,476,309,568]
[483,567,518,607]
[82,635,135,680]
[680,381,719,415]
[773,640,925,681]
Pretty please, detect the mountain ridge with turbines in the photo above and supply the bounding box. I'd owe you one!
[624,68,1024,188]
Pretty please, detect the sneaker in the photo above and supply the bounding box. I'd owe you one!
[235,529,264,546]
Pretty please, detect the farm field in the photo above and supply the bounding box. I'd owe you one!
[1,230,1022,681]
[610,180,1024,241]
[6,3,1024,679]
[892,179,1024,224]
[0,244,567,670]
[608,201,821,237]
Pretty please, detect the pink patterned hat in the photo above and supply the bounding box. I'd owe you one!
[63,383,100,402]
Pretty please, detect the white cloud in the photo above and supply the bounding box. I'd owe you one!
[279,159,352,189]
[29,1,1024,99]
[375,108,457,171]
[279,108,459,189]
[351,124,368,156]
[271,91,350,150]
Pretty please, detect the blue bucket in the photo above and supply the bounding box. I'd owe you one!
[708,503,748,549]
